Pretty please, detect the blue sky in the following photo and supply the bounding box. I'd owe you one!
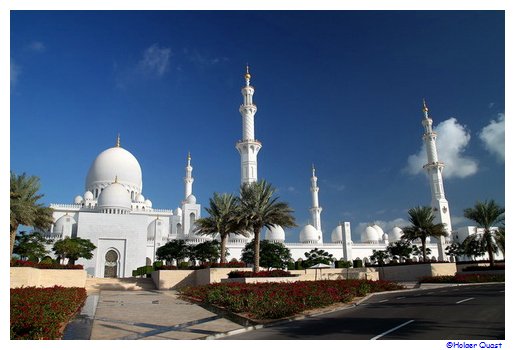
[10,10,505,242]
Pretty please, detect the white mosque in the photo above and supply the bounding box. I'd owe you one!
[47,67,459,278]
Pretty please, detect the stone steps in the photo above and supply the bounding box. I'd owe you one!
[86,277,156,292]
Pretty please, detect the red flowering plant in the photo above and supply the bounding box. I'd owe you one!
[10,286,87,339]
[180,279,403,319]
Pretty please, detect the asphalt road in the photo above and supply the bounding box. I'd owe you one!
[223,284,505,340]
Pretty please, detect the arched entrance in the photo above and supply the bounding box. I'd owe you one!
[104,249,119,278]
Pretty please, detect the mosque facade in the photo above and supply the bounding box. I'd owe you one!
[47,68,459,278]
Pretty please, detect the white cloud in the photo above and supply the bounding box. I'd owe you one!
[139,44,171,77]
[27,41,46,52]
[406,118,478,179]
[479,113,505,162]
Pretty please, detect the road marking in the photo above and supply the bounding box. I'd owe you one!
[378,299,389,303]
[426,292,434,294]
[499,290,505,293]
[456,297,475,304]
[396,297,406,300]
[371,320,415,340]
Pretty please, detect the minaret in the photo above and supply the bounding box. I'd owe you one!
[309,164,323,242]
[421,99,452,260]
[184,152,193,200]
[236,65,262,184]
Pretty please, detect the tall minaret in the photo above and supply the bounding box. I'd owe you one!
[421,99,452,260]
[184,152,193,200]
[309,164,323,242]
[236,65,262,184]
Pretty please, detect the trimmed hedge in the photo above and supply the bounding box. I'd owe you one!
[419,274,505,283]
[10,259,83,270]
[10,286,87,339]
[227,270,293,278]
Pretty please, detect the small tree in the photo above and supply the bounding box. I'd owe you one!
[411,245,431,261]
[241,239,291,270]
[13,231,49,262]
[189,240,222,264]
[369,249,389,266]
[156,239,188,265]
[386,240,413,262]
[462,235,488,261]
[52,237,96,265]
[445,242,465,262]
[303,248,334,267]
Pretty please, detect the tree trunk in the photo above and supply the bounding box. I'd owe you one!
[253,228,260,273]
[421,238,427,262]
[220,234,227,263]
[10,227,17,258]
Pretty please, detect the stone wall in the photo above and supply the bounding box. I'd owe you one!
[153,267,378,290]
[10,267,87,288]
[379,263,457,281]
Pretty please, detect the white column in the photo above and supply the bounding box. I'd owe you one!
[309,165,323,242]
[184,152,193,200]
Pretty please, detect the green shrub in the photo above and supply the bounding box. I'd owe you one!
[353,259,363,268]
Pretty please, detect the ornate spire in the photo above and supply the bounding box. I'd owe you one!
[116,133,121,147]
[244,64,251,85]
[312,163,316,177]
[422,98,429,118]
[114,175,118,183]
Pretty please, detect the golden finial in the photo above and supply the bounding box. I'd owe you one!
[114,175,118,183]
[116,133,121,147]
[312,163,316,176]
[422,98,429,113]
[187,151,191,161]
[244,64,251,80]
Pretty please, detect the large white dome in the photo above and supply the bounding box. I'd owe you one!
[300,224,320,243]
[97,182,132,210]
[265,225,285,242]
[372,224,385,239]
[86,146,142,195]
[331,226,343,243]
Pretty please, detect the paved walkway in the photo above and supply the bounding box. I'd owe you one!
[64,281,440,340]
[65,290,245,340]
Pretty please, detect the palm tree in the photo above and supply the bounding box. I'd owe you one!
[464,200,505,267]
[194,193,244,263]
[10,172,54,257]
[401,206,447,262]
[237,180,296,273]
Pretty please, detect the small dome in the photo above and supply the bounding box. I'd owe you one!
[53,214,77,236]
[147,218,163,240]
[186,194,197,204]
[390,227,403,242]
[174,207,183,216]
[265,225,285,242]
[136,194,145,203]
[97,182,131,210]
[361,225,379,243]
[331,226,343,243]
[144,199,152,207]
[74,195,83,204]
[382,233,389,241]
[300,224,319,243]
[84,191,94,200]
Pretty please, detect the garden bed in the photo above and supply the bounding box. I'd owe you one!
[180,279,403,320]
[419,274,505,283]
[10,286,87,339]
